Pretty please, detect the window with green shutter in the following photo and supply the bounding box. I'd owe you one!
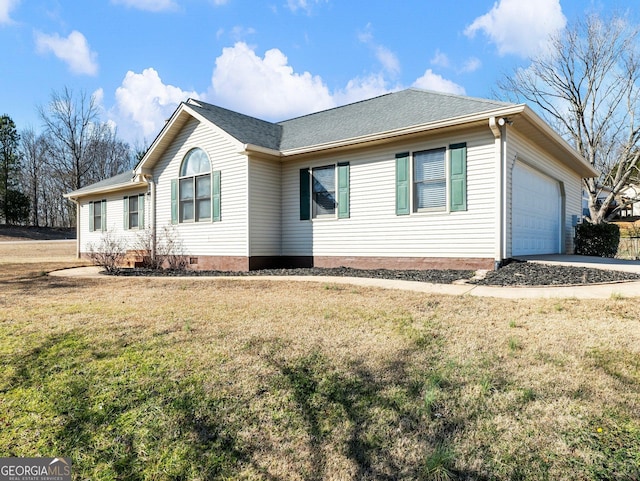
[300,168,311,220]
[395,144,467,215]
[395,153,410,215]
[171,148,220,224]
[337,162,350,218]
[89,200,106,231]
[124,194,145,230]
[300,164,350,220]
[449,143,467,212]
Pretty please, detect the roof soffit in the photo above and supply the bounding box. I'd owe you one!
[514,107,598,178]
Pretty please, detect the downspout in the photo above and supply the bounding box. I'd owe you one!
[144,175,156,261]
[72,198,81,259]
[489,117,504,269]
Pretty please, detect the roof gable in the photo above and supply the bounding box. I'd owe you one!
[186,100,282,150]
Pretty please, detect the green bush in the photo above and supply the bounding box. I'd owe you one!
[574,222,620,257]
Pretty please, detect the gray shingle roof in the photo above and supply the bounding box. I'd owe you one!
[277,88,513,151]
[187,100,283,150]
[190,88,514,152]
[66,170,135,196]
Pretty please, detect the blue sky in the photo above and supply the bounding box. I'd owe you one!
[0,0,637,146]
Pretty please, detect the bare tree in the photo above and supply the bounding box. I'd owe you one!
[499,14,640,224]
[19,127,47,226]
[37,87,134,227]
[85,123,135,183]
[38,87,101,192]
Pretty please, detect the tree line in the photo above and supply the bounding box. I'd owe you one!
[0,87,143,228]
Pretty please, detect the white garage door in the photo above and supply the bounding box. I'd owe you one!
[512,162,561,256]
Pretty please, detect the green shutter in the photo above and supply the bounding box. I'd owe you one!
[101,199,107,231]
[337,162,350,219]
[395,153,410,215]
[212,170,221,222]
[299,168,311,220]
[449,143,467,212]
[89,201,94,232]
[123,196,129,230]
[139,194,145,229]
[171,179,178,225]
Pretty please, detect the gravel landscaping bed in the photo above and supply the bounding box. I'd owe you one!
[472,260,640,286]
[113,260,640,286]
[115,266,475,284]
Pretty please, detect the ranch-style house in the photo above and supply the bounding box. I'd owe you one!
[65,88,598,271]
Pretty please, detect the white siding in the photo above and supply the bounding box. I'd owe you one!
[281,128,497,259]
[249,157,281,256]
[506,129,583,256]
[153,117,248,257]
[78,189,148,253]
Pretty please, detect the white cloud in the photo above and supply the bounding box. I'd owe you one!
[358,24,400,77]
[109,43,467,142]
[460,57,481,73]
[430,50,450,68]
[286,0,326,14]
[112,68,199,141]
[333,74,395,106]
[35,30,98,75]
[412,69,466,95]
[464,0,566,57]
[0,0,19,24]
[374,45,400,77]
[111,0,177,12]
[209,42,335,119]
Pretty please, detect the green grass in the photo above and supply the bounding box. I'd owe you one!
[1,252,640,480]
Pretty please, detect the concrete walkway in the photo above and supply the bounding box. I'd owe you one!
[50,256,640,299]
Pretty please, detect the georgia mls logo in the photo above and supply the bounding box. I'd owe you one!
[0,457,71,481]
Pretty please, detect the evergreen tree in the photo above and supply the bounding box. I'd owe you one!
[0,114,26,224]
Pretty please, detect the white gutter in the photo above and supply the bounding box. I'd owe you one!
[63,180,148,199]
[241,143,281,158]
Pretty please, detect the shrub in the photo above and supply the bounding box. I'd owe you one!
[133,225,188,270]
[87,231,127,273]
[574,222,620,257]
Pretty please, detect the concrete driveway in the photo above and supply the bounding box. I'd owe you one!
[516,255,640,273]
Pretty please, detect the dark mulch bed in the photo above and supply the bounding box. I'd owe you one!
[114,266,474,284]
[471,259,640,286]
[112,261,640,287]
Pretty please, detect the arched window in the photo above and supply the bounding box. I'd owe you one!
[179,148,211,222]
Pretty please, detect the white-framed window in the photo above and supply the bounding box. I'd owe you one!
[89,199,106,232]
[179,148,211,223]
[414,148,446,212]
[312,165,336,218]
[300,163,350,221]
[124,194,145,230]
[395,143,467,215]
[129,195,140,228]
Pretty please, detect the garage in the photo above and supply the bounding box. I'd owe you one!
[512,162,562,256]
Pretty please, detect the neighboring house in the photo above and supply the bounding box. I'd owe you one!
[64,88,598,271]
[620,184,640,217]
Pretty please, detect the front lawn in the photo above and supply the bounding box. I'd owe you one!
[0,259,639,480]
